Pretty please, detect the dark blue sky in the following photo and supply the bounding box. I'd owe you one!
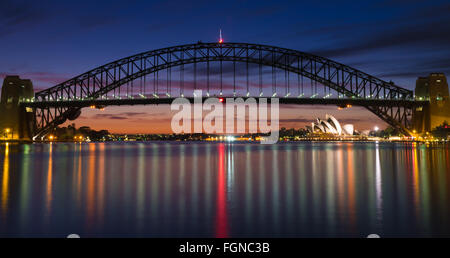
[1,0,449,132]
[2,0,450,89]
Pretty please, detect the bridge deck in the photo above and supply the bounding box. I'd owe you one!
[22,97,427,108]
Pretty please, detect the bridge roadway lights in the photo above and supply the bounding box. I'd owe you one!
[21,97,427,109]
[23,97,428,139]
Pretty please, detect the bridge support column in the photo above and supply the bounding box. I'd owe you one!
[413,73,450,133]
[0,76,35,141]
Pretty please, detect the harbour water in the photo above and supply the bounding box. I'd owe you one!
[0,141,449,237]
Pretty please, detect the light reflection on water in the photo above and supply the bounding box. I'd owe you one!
[0,141,449,237]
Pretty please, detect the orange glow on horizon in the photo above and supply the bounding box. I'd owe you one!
[62,105,386,134]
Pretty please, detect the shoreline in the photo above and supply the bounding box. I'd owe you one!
[1,139,448,144]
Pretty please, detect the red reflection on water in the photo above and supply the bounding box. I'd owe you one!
[215,143,229,238]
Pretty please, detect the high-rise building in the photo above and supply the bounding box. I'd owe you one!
[413,73,450,133]
[0,76,35,140]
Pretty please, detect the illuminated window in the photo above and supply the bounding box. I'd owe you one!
[7,97,13,103]
[437,79,441,83]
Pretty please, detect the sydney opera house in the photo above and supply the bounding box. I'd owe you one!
[306,114,355,136]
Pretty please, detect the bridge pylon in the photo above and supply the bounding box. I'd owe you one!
[0,76,35,141]
[413,73,450,133]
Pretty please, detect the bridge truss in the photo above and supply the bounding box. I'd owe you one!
[30,42,416,137]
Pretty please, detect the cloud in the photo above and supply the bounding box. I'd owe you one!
[369,53,450,79]
[336,118,365,124]
[279,117,313,123]
[79,15,119,29]
[92,114,128,120]
[279,2,450,86]
[310,3,450,59]
[91,112,149,120]
[0,0,48,37]
[0,71,71,91]
[279,116,364,124]
[127,117,173,123]
[243,4,287,18]
[147,20,180,33]
[120,112,148,117]
[26,72,70,85]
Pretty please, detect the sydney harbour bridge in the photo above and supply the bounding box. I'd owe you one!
[0,42,437,140]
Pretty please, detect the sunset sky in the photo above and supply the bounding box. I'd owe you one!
[1,0,450,133]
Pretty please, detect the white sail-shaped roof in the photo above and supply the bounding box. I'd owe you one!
[308,115,354,136]
[342,124,354,135]
[326,114,343,135]
[319,120,338,134]
[312,122,325,133]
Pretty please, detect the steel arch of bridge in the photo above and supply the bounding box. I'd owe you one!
[32,42,415,137]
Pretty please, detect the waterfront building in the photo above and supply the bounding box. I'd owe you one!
[306,114,354,136]
[413,73,450,133]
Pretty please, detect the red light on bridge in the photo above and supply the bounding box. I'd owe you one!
[219,29,224,44]
[219,98,224,103]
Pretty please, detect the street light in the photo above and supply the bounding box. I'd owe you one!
[374,126,379,132]
[4,128,11,140]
